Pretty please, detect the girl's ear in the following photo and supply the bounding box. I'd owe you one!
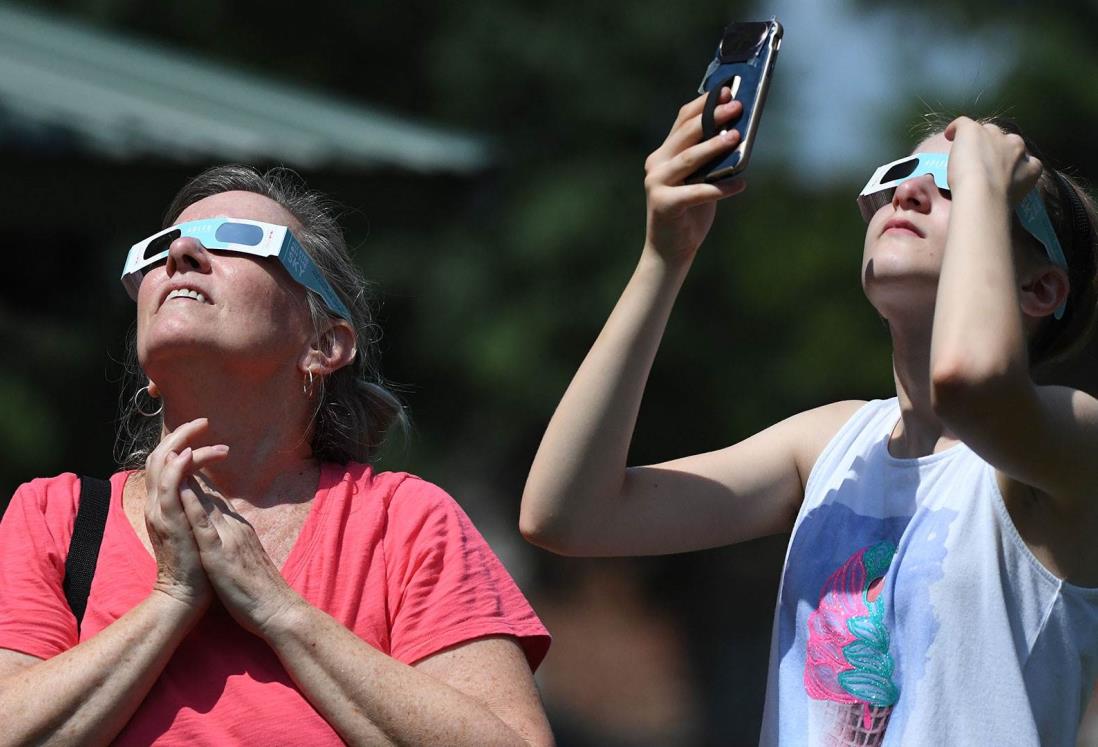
[300,320,357,377]
[1020,265,1070,319]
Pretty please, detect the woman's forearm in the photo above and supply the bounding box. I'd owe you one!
[0,592,202,746]
[519,246,691,550]
[261,602,533,746]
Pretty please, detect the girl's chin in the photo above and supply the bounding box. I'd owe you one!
[862,261,939,290]
[863,279,938,317]
[862,251,941,282]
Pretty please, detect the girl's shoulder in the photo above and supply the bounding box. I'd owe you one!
[787,399,876,480]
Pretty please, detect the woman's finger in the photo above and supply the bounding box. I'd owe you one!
[158,418,211,458]
[189,444,230,470]
[179,484,223,549]
[156,447,193,515]
[146,418,210,477]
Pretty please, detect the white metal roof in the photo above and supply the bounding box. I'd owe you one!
[0,3,490,172]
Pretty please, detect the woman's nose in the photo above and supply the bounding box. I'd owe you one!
[891,174,937,213]
[165,236,213,276]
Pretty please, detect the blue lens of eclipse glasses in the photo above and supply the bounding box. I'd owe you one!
[121,218,352,321]
[858,152,1068,319]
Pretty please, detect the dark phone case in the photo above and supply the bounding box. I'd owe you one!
[690,21,782,183]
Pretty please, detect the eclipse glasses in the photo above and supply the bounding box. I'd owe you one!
[121,218,351,321]
[858,152,1068,319]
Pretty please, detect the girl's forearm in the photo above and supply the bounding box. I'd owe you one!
[932,181,1030,390]
[520,246,692,550]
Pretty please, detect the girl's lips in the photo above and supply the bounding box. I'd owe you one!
[882,219,923,238]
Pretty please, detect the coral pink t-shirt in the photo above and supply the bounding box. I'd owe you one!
[0,465,550,744]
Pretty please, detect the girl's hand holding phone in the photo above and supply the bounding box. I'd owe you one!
[643,89,746,264]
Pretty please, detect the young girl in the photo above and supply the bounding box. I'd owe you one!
[520,89,1098,744]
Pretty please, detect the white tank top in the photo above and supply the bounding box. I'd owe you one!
[758,398,1098,746]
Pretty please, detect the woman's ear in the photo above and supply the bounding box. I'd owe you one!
[300,320,357,377]
[1020,264,1070,319]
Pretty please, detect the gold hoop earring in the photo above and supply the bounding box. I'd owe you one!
[303,369,315,398]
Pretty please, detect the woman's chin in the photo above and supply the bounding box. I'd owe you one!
[138,333,223,372]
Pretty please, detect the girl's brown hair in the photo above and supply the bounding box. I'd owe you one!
[917,114,1098,367]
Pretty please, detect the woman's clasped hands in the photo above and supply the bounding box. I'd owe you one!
[144,417,301,636]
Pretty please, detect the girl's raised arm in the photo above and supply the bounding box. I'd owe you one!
[931,117,1098,509]
[520,92,860,557]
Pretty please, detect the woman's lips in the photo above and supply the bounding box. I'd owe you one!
[159,284,213,309]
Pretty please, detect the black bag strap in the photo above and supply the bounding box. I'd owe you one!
[62,476,111,631]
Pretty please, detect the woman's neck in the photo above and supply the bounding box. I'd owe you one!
[153,360,318,504]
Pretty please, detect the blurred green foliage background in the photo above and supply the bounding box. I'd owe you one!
[2,1,1097,744]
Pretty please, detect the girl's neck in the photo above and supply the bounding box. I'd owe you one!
[887,317,961,458]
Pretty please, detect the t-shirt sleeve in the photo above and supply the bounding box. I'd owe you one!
[383,476,550,670]
[0,474,80,658]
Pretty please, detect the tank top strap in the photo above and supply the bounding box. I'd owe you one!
[803,399,897,498]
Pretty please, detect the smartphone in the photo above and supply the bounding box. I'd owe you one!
[689,20,783,183]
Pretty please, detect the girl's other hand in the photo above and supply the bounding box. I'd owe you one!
[944,117,1042,207]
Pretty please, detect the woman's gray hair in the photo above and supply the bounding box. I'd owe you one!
[116,165,406,467]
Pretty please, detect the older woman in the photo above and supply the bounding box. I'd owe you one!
[0,167,553,745]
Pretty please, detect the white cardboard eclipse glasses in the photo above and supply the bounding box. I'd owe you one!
[121,218,351,321]
[858,152,1068,319]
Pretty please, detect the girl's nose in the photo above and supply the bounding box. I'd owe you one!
[891,174,938,214]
